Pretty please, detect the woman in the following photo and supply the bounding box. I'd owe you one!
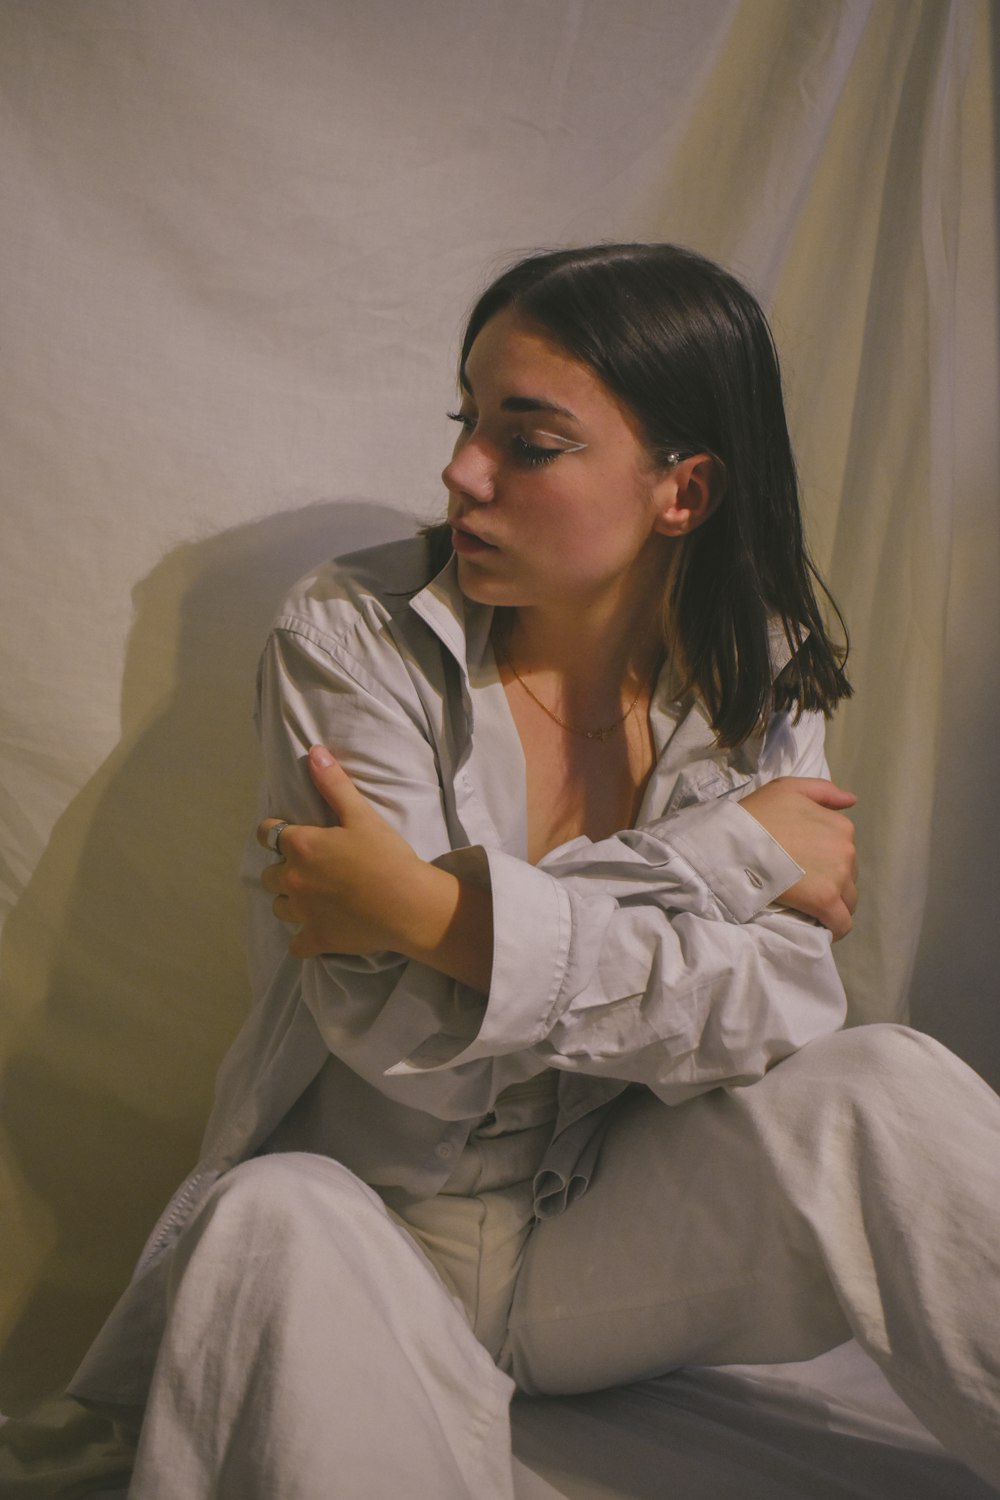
[65,245,1000,1496]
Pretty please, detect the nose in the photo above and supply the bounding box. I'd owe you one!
[441,438,495,505]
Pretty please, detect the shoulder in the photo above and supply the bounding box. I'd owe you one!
[273,534,435,651]
[755,706,829,780]
[257,534,456,727]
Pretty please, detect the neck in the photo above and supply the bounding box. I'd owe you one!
[494,586,666,718]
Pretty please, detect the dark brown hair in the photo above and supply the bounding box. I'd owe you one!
[427,243,850,747]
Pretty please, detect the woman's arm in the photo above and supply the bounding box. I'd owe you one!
[239,535,851,1133]
[258,608,852,1100]
[262,744,496,993]
[253,621,797,1030]
[263,744,849,1101]
[262,748,857,991]
[739,777,857,938]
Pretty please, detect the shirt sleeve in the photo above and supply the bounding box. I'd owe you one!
[254,619,844,1105]
[247,620,481,1104]
[249,621,780,1081]
[389,710,848,1101]
[636,706,829,923]
[536,703,830,926]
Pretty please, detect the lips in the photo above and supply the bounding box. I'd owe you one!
[450,522,498,553]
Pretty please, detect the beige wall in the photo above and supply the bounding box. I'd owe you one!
[1,0,996,1407]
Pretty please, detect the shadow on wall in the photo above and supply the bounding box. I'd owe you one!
[0,499,416,1410]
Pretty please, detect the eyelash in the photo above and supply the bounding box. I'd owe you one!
[446,412,563,468]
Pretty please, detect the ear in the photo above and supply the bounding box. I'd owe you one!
[651,454,723,537]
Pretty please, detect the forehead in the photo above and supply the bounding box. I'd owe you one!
[461,310,657,463]
[462,309,622,423]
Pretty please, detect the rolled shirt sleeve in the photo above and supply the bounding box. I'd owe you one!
[388,709,846,1098]
[256,602,845,1107]
[389,835,845,1101]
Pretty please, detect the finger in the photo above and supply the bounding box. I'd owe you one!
[307,745,369,825]
[795,779,858,811]
[830,900,853,941]
[257,818,293,854]
[271,893,297,925]
[260,862,288,895]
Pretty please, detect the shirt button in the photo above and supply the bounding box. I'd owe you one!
[744,868,764,890]
[435,1142,453,1159]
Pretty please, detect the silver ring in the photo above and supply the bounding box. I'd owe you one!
[266,821,289,857]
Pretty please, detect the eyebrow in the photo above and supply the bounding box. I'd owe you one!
[501,395,581,423]
[459,375,581,426]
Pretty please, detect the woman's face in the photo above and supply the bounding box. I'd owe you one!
[442,308,674,617]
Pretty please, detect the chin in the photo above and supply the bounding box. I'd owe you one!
[454,557,518,606]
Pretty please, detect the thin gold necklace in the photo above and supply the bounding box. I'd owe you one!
[495,638,646,742]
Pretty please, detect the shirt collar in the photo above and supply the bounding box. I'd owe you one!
[407,551,803,744]
[407,552,494,684]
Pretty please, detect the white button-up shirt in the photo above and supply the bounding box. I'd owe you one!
[71,536,847,1406]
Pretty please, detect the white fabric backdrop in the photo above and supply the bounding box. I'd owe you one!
[1,0,996,1408]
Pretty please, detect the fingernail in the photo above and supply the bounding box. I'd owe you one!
[310,744,334,767]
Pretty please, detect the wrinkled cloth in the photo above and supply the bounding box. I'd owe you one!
[126,1026,1000,1498]
[70,535,844,1411]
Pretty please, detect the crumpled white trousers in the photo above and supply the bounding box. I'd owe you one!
[126,1152,517,1500]
[127,1026,1000,1498]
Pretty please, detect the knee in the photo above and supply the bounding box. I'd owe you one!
[774,1023,991,1135]
[807,1023,968,1092]
[193,1152,378,1248]
[817,1022,938,1075]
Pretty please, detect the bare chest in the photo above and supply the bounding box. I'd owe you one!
[504,687,657,864]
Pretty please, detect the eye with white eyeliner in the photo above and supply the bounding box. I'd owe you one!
[446,411,586,467]
[511,434,564,467]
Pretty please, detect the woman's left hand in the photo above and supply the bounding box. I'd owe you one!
[738,776,858,939]
[258,745,433,959]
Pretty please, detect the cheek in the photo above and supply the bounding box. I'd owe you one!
[510,463,652,571]
[524,519,634,592]
[524,498,598,560]
[549,495,649,567]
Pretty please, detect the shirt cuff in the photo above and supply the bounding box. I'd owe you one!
[660,798,804,922]
[386,844,574,1073]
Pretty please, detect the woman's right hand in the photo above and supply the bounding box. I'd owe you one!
[738,777,858,939]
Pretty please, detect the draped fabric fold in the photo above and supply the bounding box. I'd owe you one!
[0,0,995,1407]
